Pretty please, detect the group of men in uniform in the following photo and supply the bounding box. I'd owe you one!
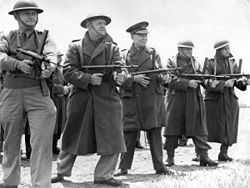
[0,0,249,187]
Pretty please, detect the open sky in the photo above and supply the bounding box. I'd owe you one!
[1,0,250,105]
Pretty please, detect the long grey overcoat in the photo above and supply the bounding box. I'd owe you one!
[203,54,247,145]
[163,54,208,137]
[62,32,126,155]
[120,44,167,131]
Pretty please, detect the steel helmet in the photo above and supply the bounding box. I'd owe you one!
[8,0,43,15]
[81,13,111,28]
[214,40,229,50]
[177,40,194,49]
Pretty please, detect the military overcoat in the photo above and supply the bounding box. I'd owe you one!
[62,32,126,155]
[203,53,246,145]
[121,44,167,131]
[163,54,208,137]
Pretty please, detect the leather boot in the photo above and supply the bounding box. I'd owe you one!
[51,174,64,183]
[200,150,218,166]
[200,157,218,166]
[218,144,233,162]
[156,167,174,175]
[165,150,175,166]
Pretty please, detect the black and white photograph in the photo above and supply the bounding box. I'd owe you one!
[0,0,250,187]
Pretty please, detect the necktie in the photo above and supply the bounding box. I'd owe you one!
[20,32,27,44]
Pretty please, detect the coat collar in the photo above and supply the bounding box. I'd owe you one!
[215,52,234,74]
[129,43,150,56]
[82,31,113,61]
[171,53,200,73]
[129,43,151,64]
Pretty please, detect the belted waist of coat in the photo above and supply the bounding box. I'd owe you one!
[3,73,40,89]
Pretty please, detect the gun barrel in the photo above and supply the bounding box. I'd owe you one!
[221,74,250,78]
[81,65,138,69]
[175,74,231,80]
[130,67,182,75]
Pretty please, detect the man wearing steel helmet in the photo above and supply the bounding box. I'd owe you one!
[0,0,57,187]
[163,40,218,167]
[51,13,126,186]
[115,21,172,176]
[203,40,249,162]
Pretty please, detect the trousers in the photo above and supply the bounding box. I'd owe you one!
[119,128,164,171]
[57,150,119,181]
[0,87,56,188]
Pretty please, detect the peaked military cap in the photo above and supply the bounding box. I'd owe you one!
[81,13,111,28]
[126,21,149,34]
[214,40,229,50]
[177,40,194,48]
[9,0,43,15]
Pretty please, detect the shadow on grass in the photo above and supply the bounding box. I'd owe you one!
[169,164,220,172]
[58,180,130,188]
[117,173,174,183]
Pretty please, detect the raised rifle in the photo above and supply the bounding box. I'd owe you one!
[130,67,182,76]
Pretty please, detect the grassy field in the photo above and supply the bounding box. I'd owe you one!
[1,108,250,188]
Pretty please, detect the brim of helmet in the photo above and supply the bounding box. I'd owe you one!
[177,44,194,48]
[214,43,229,50]
[8,7,43,15]
[80,16,111,28]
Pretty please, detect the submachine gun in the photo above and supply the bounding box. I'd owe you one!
[81,64,139,84]
[130,67,182,76]
[173,73,250,80]
[81,64,139,75]
[16,47,63,68]
[16,30,61,96]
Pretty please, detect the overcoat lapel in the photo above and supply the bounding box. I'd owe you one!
[82,33,95,64]
[90,42,106,62]
[129,44,151,70]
